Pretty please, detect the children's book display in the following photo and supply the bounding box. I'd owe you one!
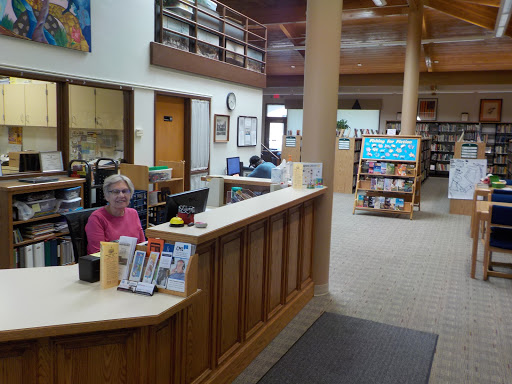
[353,135,422,220]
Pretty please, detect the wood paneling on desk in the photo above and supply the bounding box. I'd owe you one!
[146,187,325,383]
[0,265,199,383]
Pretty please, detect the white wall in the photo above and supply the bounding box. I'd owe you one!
[0,0,262,173]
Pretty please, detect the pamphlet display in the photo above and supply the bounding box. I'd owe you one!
[116,238,198,298]
[100,242,119,289]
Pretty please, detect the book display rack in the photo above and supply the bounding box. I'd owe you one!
[353,135,421,220]
[386,121,512,177]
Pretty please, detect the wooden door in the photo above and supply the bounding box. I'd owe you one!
[155,95,185,163]
[4,84,26,126]
[47,83,57,128]
[24,83,48,127]
[0,85,4,125]
[69,85,95,129]
[96,88,124,130]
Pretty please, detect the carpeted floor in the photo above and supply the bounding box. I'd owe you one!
[258,312,438,384]
[234,177,512,384]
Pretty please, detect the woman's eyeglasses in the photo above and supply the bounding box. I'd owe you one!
[109,189,131,195]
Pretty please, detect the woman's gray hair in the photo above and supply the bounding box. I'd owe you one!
[102,174,135,197]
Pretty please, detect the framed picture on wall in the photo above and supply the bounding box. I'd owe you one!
[39,151,64,172]
[417,98,437,121]
[237,116,257,147]
[479,99,502,122]
[214,114,230,143]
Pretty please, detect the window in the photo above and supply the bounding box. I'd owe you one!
[267,104,287,118]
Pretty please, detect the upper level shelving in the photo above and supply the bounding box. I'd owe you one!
[152,0,267,88]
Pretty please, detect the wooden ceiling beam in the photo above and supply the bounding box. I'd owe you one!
[408,0,424,11]
[424,0,498,30]
[279,24,306,58]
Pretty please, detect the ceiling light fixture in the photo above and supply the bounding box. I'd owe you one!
[495,0,512,37]
[372,0,387,6]
[291,65,296,68]
[357,63,362,67]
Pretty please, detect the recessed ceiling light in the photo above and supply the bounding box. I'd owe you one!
[291,65,296,69]
[357,63,362,67]
[433,60,439,64]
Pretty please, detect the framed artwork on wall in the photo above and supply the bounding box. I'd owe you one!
[417,98,437,121]
[0,1,92,52]
[479,99,502,122]
[214,114,230,143]
[237,116,257,147]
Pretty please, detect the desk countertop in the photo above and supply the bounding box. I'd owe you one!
[146,186,326,244]
[203,175,272,186]
[0,265,195,342]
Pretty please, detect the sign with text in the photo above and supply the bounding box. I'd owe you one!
[361,137,419,162]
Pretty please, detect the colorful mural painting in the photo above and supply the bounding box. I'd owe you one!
[0,0,91,52]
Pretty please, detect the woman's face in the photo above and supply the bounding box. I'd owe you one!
[105,180,132,210]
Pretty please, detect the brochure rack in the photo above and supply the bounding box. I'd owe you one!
[135,244,198,297]
[352,135,422,220]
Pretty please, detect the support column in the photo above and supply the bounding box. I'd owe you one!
[301,0,343,296]
[400,1,423,135]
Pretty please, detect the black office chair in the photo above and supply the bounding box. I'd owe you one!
[60,207,100,261]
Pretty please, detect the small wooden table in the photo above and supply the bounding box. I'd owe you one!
[471,200,512,278]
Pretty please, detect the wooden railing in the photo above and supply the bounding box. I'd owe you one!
[155,0,267,74]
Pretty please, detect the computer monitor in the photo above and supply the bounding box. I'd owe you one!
[18,153,41,172]
[226,156,241,176]
[165,187,210,222]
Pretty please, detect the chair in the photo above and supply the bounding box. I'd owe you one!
[491,193,512,203]
[493,188,512,195]
[482,205,512,280]
[60,207,100,262]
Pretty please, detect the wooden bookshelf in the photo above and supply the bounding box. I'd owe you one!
[508,140,512,179]
[333,137,361,193]
[353,135,422,220]
[120,161,185,227]
[0,177,86,269]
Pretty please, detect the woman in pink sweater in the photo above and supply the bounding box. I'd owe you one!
[85,174,146,254]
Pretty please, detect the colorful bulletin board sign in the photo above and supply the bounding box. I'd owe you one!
[361,136,419,162]
[0,0,91,52]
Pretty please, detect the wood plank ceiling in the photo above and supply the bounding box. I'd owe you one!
[221,0,512,87]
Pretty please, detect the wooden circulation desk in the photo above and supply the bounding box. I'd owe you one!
[202,175,273,204]
[0,264,200,383]
[146,186,326,384]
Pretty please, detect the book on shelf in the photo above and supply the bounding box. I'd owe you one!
[387,163,395,175]
[396,164,407,176]
[363,196,369,207]
[373,197,381,209]
[396,198,405,211]
[370,178,377,190]
[376,178,384,191]
[368,196,375,208]
[33,242,45,268]
[356,194,364,207]
[380,162,387,175]
[368,161,375,174]
[395,179,405,191]
[374,163,381,174]
[406,165,416,176]
[390,179,398,192]
[384,178,392,191]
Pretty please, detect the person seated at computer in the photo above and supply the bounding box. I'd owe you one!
[85,174,145,254]
[247,156,276,178]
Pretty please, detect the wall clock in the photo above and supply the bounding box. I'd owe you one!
[227,92,236,111]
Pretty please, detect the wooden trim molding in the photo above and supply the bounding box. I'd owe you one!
[150,42,266,88]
